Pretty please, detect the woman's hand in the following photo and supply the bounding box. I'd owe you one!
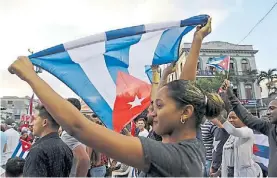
[221,79,231,91]
[194,18,212,40]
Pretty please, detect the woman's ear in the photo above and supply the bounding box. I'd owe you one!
[182,105,194,119]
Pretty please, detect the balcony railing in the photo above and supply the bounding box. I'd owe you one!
[196,70,257,77]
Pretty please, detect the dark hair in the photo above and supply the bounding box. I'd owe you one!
[35,104,60,130]
[0,124,5,132]
[5,157,25,177]
[134,109,148,122]
[21,130,28,135]
[137,118,146,123]
[67,98,81,111]
[166,80,224,127]
[217,109,228,124]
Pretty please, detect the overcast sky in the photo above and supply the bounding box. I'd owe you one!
[0,0,276,98]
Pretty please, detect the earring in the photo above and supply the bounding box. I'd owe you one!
[180,115,188,124]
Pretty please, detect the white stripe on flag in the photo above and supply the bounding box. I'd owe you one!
[145,21,180,32]
[128,30,164,82]
[66,41,116,108]
[16,146,23,157]
[23,151,29,159]
[253,155,269,167]
[254,134,269,146]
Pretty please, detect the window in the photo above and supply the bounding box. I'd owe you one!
[230,58,235,71]
[245,84,253,99]
[180,62,183,72]
[241,59,250,71]
[7,101,13,105]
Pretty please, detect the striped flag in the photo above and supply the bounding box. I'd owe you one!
[29,15,209,132]
[253,131,269,172]
[207,56,230,71]
[11,139,32,159]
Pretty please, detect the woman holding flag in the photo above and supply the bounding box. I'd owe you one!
[8,18,225,177]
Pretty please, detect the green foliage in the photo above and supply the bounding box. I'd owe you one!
[196,71,229,93]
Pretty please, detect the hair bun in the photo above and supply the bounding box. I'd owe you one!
[205,93,224,118]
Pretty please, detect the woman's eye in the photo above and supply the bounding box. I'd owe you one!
[156,103,163,108]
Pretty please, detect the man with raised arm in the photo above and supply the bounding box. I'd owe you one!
[222,80,277,177]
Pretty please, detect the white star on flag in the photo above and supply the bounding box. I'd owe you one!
[128,96,145,109]
[24,145,28,149]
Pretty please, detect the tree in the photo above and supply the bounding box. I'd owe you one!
[257,68,277,96]
[196,71,231,93]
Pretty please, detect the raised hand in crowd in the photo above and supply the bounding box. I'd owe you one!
[180,18,212,81]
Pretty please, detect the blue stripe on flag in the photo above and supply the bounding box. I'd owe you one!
[29,44,65,58]
[19,150,25,158]
[152,26,195,65]
[145,65,153,83]
[254,144,270,159]
[257,162,268,172]
[104,34,142,83]
[11,141,22,158]
[180,15,209,27]
[30,47,113,129]
[106,25,145,41]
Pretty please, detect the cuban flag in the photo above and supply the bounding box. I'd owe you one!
[253,131,269,172]
[207,56,230,71]
[29,15,209,132]
[11,140,32,159]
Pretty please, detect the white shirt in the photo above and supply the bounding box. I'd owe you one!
[138,129,149,137]
[2,128,20,165]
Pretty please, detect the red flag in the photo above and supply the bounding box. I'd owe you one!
[113,72,151,132]
[28,94,34,116]
[131,121,136,136]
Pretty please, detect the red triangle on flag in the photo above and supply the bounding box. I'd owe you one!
[253,144,259,154]
[21,139,32,152]
[218,56,230,70]
[113,71,151,132]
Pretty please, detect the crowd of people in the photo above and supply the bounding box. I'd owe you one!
[1,18,277,177]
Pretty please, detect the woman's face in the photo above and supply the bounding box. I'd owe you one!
[151,86,184,136]
[228,111,244,128]
[22,132,28,139]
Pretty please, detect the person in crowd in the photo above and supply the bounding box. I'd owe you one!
[201,118,217,177]
[0,125,7,168]
[87,117,108,177]
[22,104,73,177]
[146,102,162,141]
[222,79,277,177]
[209,110,229,177]
[61,98,90,177]
[20,130,32,143]
[27,124,34,140]
[5,157,25,177]
[137,118,149,137]
[221,111,262,177]
[8,18,224,177]
[1,119,20,168]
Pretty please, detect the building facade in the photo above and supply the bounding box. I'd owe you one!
[0,96,39,120]
[165,41,263,116]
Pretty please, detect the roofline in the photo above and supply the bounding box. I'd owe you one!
[182,48,258,54]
